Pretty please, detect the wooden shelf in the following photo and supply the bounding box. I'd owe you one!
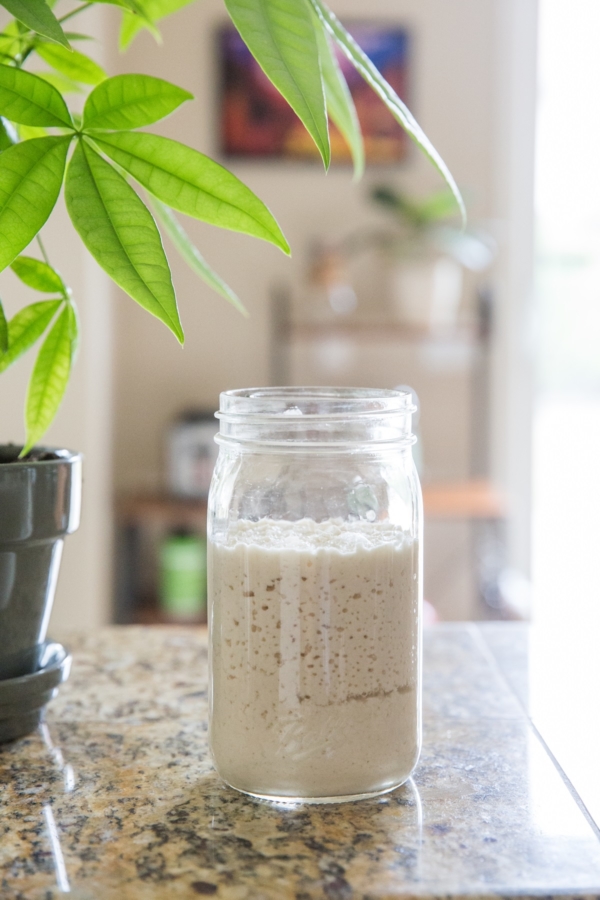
[116,481,504,526]
[114,483,503,625]
[116,493,207,529]
[114,495,209,627]
[422,479,505,519]
[286,321,479,343]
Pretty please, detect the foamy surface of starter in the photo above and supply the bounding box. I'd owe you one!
[219,517,410,552]
[210,517,420,800]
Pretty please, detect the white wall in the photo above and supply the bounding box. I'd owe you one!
[490,0,538,578]
[111,0,498,494]
[0,0,537,626]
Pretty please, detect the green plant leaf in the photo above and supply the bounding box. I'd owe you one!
[119,0,195,48]
[65,139,183,342]
[308,0,466,224]
[314,22,363,179]
[0,19,23,36]
[92,0,141,9]
[224,0,330,168]
[0,116,17,149]
[150,198,248,315]
[11,254,66,293]
[0,24,23,64]
[34,70,83,94]
[0,297,7,353]
[92,131,290,253]
[69,297,81,361]
[82,73,192,130]
[0,0,69,47]
[0,135,71,272]
[17,123,47,140]
[89,0,139,11]
[62,32,95,42]
[36,43,107,86]
[0,65,73,127]
[119,11,155,48]
[0,297,61,373]
[22,302,74,455]
[94,0,160,35]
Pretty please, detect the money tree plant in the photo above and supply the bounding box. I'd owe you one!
[0,0,463,455]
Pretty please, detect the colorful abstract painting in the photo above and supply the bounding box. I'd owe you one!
[219,24,410,164]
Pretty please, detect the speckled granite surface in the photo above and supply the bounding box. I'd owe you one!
[1,624,600,900]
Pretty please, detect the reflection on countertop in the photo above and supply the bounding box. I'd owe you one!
[1,624,600,899]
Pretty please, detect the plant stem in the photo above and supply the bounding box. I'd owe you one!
[36,235,51,266]
[18,45,35,66]
[36,236,71,301]
[58,3,93,24]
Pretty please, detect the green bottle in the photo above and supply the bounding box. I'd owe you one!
[159,530,207,623]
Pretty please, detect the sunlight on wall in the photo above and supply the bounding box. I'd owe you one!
[530,0,600,827]
[533,0,600,619]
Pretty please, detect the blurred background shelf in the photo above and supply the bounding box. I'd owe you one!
[116,480,504,526]
[423,480,505,518]
[114,481,506,625]
[114,495,209,627]
[117,494,208,528]
[285,322,480,343]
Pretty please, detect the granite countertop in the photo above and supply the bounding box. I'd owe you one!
[1,623,600,900]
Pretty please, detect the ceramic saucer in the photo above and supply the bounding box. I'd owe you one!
[0,642,71,743]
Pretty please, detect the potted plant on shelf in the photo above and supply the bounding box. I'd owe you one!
[343,185,494,331]
[0,0,463,737]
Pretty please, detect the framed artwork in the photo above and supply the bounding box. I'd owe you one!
[219,24,410,164]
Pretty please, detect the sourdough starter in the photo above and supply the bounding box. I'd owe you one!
[209,518,420,799]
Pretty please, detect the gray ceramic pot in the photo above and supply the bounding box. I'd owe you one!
[0,446,82,681]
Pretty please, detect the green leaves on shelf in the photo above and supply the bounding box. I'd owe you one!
[65,139,184,344]
[0,298,62,374]
[308,0,465,223]
[315,23,363,179]
[11,255,67,294]
[0,136,71,272]
[82,74,193,130]
[93,131,290,252]
[35,43,107,87]
[0,0,70,48]
[224,0,330,169]
[150,198,248,315]
[23,303,77,455]
[0,66,72,127]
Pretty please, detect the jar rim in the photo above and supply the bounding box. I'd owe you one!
[217,386,416,422]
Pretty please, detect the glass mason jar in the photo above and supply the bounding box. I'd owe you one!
[208,387,422,803]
